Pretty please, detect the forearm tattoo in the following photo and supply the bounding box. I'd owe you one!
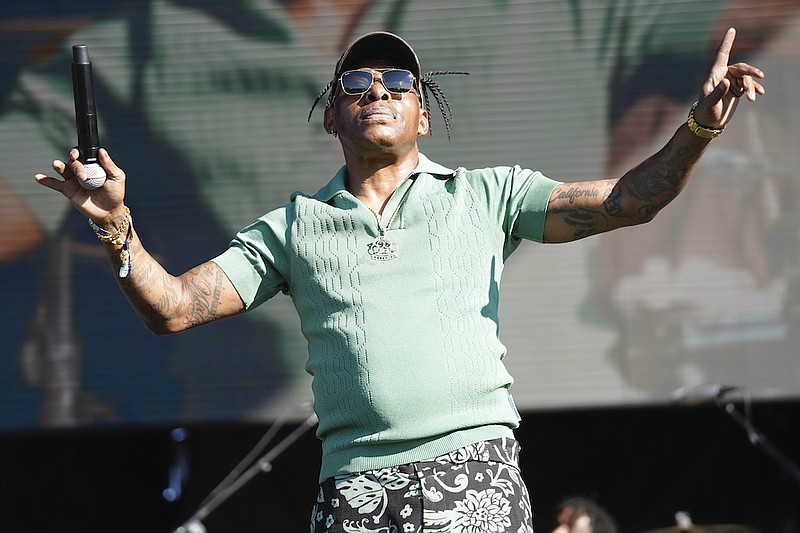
[549,135,705,240]
[620,141,703,217]
[119,240,225,329]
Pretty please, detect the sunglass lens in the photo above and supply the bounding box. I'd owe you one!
[382,70,414,92]
[341,71,373,94]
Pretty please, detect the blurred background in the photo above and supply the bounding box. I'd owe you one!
[0,0,798,531]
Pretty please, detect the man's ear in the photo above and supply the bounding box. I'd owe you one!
[323,107,336,135]
[417,109,429,137]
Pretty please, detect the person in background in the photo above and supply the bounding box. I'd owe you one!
[552,496,619,533]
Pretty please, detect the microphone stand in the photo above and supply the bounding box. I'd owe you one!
[715,396,800,489]
[172,410,318,533]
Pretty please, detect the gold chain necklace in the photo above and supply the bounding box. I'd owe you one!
[366,182,414,261]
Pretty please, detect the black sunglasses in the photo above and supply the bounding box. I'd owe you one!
[338,68,417,96]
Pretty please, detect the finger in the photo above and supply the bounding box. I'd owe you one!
[729,73,765,101]
[706,77,731,107]
[712,27,736,71]
[39,158,77,193]
[747,79,766,101]
[34,169,81,197]
[67,155,87,183]
[741,74,756,101]
[726,63,765,101]
[731,75,746,98]
[51,158,72,179]
[67,147,103,189]
[727,62,765,79]
[34,172,67,192]
[97,148,122,178]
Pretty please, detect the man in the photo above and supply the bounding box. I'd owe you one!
[35,28,763,532]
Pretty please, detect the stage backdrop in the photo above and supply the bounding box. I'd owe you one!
[1,0,799,429]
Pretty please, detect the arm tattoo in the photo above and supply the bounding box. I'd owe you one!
[620,142,704,219]
[552,185,602,205]
[548,181,615,239]
[118,239,226,329]
[181,263,225,328]
[553,206,609,239]
[546,136,705,241]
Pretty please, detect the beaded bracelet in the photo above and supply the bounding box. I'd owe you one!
[687,101,724,139]
[117,224,133,278]
[88,207,133,278]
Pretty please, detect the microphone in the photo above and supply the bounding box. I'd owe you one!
[71,44,107,189]
[670,383,739,406]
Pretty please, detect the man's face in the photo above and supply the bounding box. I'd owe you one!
[324,60,429,154]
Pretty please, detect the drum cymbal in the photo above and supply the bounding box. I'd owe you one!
[641,526,757,533]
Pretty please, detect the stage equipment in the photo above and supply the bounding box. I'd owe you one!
[643,525,756,533]
[172,402,318,533]
[642,511,758,532]
[672,384,800,488]
[671,384,739,406]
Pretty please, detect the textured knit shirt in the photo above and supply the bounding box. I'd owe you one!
[212,153,560,481]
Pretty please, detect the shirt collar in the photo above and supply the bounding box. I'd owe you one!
[309,152,455,203]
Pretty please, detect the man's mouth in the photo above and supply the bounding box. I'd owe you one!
[360,107,396,119]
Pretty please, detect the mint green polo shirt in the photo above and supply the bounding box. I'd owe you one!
[212,153,560,481]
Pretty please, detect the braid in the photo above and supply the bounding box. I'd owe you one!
[307,80,335,123]
[420,71,468,140]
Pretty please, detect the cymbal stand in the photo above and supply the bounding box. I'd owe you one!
[715,394,800,489]
[172,404,318,533]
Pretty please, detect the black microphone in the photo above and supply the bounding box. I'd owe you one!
[71,44,106,189]
[670,383,739,406]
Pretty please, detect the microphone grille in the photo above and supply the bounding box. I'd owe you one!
[81,162,107,190]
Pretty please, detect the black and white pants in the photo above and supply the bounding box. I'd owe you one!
[310,437,534,533]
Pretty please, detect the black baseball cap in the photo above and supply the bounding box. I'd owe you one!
[334,31,422,83]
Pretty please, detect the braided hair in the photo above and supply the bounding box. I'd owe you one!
[307,71,469,141]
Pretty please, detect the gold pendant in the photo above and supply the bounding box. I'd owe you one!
[367,234,397,261]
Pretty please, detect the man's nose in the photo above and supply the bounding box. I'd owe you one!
[366,80,390,101]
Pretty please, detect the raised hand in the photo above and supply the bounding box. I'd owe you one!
[35,147,127,225]
[695,27,765,130]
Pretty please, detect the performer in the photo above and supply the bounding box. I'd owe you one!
[35,29,763,532]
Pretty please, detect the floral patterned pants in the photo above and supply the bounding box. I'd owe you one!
[310,437,534,533]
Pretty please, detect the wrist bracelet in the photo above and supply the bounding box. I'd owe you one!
[118,225,132,278]
[687,101,724,139]
[89,207,131,244]
[88,207,133,278]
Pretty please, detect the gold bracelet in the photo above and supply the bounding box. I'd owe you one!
[88,207,131,245]
[687,101,724,139]
[88,207,133,278]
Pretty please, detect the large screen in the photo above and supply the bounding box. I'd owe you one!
[1,0,799,429]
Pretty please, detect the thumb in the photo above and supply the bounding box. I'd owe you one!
[704,76,730,107]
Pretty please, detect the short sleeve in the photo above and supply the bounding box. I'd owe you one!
[210,207,292,309]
